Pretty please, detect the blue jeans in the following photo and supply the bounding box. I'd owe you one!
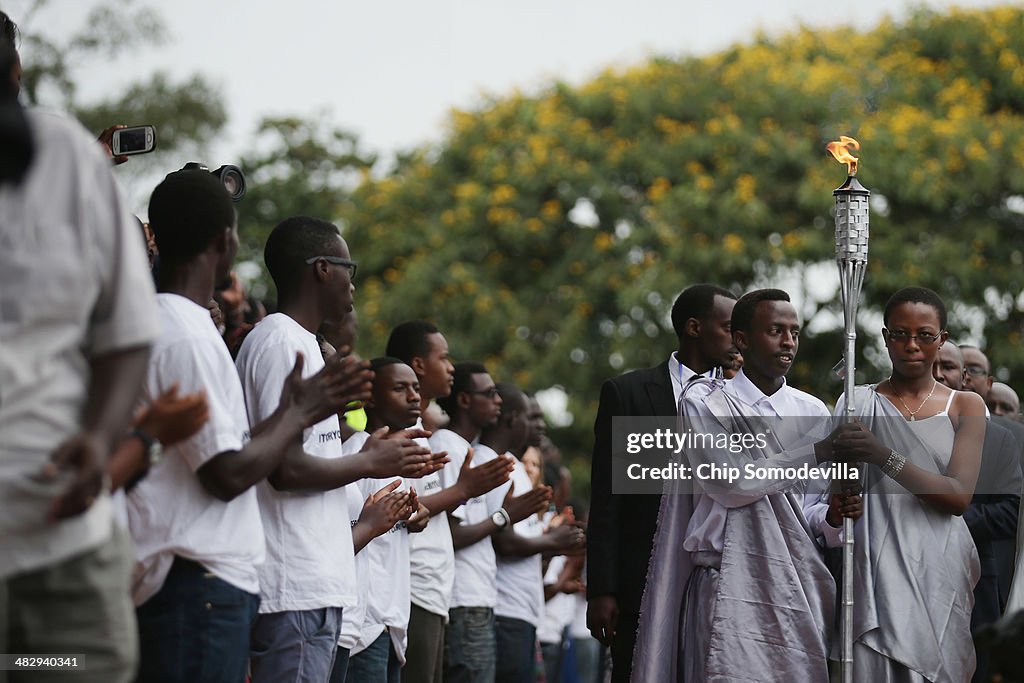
[135,556,259,683]
[494,616,536,683]
[444,606,495,683]
[346,630,400,682]
[250,606,344,683]
[329,646,351,683]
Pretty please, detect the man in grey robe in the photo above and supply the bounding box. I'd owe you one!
[635,289,852,682]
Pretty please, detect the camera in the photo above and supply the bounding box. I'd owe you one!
[180,162,247,202]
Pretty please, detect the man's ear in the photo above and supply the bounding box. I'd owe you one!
[409,356,426,377]
[213,227,231,255]
[456,391,471,411]
[733,330,749,353]
[685,317,701,339]
[312,258,331,283]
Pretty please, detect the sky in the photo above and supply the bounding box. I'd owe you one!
[11,0,1007,164]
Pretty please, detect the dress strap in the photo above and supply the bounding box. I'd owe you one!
[941,388,956,414]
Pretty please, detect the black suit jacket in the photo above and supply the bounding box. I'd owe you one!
[587,360,676,615]
[990,415,1024,606]
[966,419,1022,628]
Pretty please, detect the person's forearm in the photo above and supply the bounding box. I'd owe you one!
[267,448,372,492]
[107,436,147,491]
[890,464,974,515]
[420,484,467,517]
[450,517,500,550]
[493,529,555,558]
[352,521,379,553]
[84,345,150,452]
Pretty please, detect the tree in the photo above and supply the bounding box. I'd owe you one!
[233,115,376,300]
[338,6,1024,493]
[13,0,226,162]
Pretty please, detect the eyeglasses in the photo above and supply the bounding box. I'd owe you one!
[465,388,500,399]
[305,255,357,280]
[964,365,989,377]
[883,329,943,346]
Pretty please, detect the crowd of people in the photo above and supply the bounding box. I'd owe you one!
[588,284,1024,683]
[6,8,1024,683]
[1,12,595,683]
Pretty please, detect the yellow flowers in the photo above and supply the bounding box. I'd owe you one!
[647,177,671,202]
[734,174,757,204]
[723,234,744,254]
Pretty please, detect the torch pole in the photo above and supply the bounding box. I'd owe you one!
[834,173,869,683]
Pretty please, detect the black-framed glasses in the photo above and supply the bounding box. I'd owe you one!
[305,255,357,280]
[964,365,989,377]
[883,329,943,346]
[465,388,500,399]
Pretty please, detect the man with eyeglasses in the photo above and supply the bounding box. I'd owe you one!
[235,216,444,682]
[933,341,1020,682]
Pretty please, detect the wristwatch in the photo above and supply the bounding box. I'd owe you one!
[132,427,163,470]
[490,509,510,531]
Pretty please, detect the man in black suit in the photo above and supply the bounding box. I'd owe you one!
[935,341,1021,683]
[586,284,737,682]
[961,344,1024,605]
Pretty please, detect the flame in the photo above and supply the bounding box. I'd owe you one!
[826,135,860,176]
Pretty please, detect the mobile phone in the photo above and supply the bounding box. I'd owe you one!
[111,125,157,156]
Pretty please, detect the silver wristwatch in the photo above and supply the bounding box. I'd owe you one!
[132,427,163,470]
[490,508,510,531]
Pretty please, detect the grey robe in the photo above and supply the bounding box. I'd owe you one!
[634,383,835,682]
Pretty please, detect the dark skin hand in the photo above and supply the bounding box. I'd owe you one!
[588,596,619,647]
[352,480,416,552]
[96,124,130,165]
[108,384,210,491]
[419,447,513,517]
[825,491,863,526]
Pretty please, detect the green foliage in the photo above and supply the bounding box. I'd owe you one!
[15,0,226,158]
[233,115,376,299]
[335,6,1024,492]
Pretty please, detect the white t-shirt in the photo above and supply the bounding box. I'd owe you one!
[434,431,507,609]
[537,555,575,644]
[235,312,356,613]
[408,431,455,619]
[495,457,545,626]
[0,109,158,579]
[128,294,262,605]
[338,433,369,651]
[340,431,412,662]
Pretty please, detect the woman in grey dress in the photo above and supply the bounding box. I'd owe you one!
[833,287,986,682]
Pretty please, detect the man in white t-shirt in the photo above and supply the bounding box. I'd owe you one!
[237,216,444,683]
[129,171,370,683]
[434,364,553,683]
[386,322,513,683]
[340,357,435,682]
[1,20,158,679]
[485,384,585,683]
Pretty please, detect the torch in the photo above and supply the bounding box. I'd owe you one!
[828,134,868,683]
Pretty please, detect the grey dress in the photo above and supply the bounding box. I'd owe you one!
[844,387,980,683]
